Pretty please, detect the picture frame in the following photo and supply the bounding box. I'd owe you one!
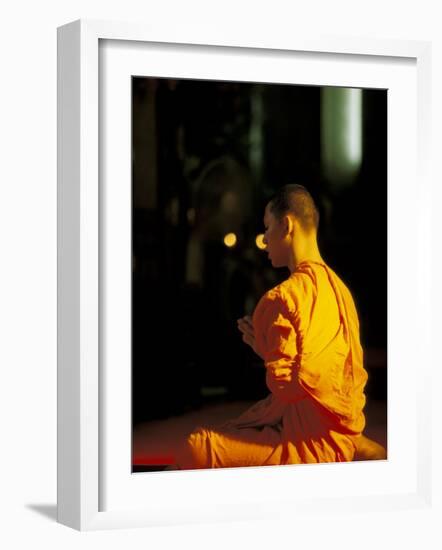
[57,18,432,531]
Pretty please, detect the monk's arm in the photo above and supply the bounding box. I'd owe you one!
[253,292,307,403]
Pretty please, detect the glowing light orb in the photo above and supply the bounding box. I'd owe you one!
[255,234,266,250]
[224,233,237,248]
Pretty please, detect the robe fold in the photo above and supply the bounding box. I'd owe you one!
[176,260,368,469]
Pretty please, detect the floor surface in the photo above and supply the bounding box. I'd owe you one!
[133,397,387,471]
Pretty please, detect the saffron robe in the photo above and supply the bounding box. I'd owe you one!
[176,261,368,469]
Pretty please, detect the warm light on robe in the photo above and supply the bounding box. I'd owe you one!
[176,261,369,469]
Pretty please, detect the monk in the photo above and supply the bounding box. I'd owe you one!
[174,184,386,470]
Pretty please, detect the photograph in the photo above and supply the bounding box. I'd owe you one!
[131,77,388,473]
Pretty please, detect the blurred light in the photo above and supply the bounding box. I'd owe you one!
[224,233,237,247]
[347,88,362,165]
[169,197,179,226]
[255,234,266,250]
[249,86,264,181]
[221,191,238,213]
[187,208,196,225]
[321,87,363,187]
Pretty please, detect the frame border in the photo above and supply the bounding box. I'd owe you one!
[57,18,432,531]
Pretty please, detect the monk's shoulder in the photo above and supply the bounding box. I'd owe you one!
[252,282,290,326]
[255,284,285,312]
[254,271,316,318]
[279,271,316,312]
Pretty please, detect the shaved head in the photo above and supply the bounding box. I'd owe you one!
[268,184,319,233]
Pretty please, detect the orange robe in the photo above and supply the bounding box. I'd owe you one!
[176,260,368,469]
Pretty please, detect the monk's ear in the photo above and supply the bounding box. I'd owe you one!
[283,215,295,237]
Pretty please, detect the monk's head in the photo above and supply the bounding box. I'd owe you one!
[263,184,320,269]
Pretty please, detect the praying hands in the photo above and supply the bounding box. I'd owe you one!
[237,315,262,359]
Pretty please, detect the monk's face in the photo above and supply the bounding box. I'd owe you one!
[263,204,289,268]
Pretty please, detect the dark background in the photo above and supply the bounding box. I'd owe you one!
[132,77,387,426]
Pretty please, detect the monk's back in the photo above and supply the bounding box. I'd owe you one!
[283,263,343,361]
[272,261,367,433]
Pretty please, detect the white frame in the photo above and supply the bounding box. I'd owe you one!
[57,19,432,531]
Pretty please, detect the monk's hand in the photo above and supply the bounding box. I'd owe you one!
[237,315,263,360]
